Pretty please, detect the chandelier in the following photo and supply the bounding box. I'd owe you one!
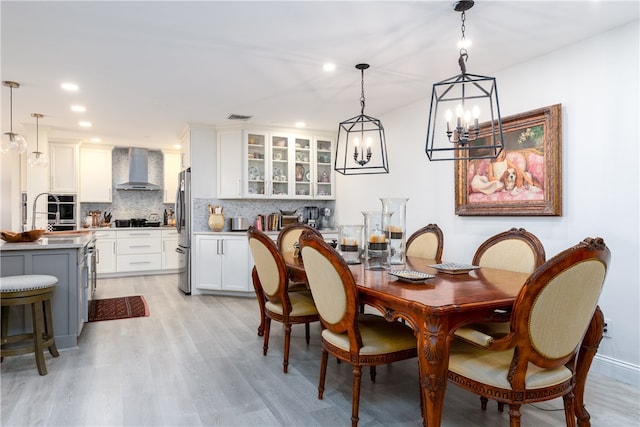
[1,81,28,154]
[334,63,389,175]
[425,1,504,161]
[27,113,49,168]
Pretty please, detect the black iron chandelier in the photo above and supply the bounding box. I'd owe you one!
[425,0,504,161]
[334,63,389,175]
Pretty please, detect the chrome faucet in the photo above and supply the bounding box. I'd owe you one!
[32,192,59,230]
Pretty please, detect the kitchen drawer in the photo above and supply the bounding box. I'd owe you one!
[116,238,161,255]
[117,229,162,239]
[117,254,162,272]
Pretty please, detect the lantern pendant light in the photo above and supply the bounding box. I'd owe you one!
[425,0,504,161]
[334,63,389,175]
[27,113,49,168]
[1,81,28,154]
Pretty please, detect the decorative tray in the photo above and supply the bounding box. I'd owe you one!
[428,263,480,275]
[388,270,435,283]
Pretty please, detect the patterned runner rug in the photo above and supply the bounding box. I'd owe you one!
[88,295,149,322]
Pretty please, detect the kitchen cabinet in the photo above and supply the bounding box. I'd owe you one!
[116,229,162,273]
[49,142,78,193]
[194,234,251,293]
[179,127,191,169]
[79,145,113,202]
[163,151,181,204]
[217,129,243,199]
[94,229,117,274]
[161,228,180,270]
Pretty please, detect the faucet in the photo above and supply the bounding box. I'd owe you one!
[32,193,59,230]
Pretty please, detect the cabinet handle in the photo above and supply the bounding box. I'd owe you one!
[96,248,101,264]
[220,240,224,255]
[130,244,151,248]
[216,240,220,255]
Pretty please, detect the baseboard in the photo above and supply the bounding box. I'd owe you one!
[591,354,640,386]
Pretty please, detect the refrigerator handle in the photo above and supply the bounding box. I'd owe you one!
[175,175,184,233]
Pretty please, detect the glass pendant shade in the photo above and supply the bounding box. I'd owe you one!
[1,81,27,154]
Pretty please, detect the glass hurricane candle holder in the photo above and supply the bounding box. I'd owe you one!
[362,211,391,270]
[380,198,408,265]
[338,224,363,264]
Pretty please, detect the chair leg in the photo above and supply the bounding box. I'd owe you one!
[563,392,577,427]
[508,404,522,427]
[480,396,488,410]
[369,365,376,383]
[318,350,328,399]
[43,298,59,357]
[305,322,310,345]
[1,306,9,363]
[32,301,47,375]
[283,323,292,373]
[262,318,271,356]
[351,365,362,427]
[498,402,504,412]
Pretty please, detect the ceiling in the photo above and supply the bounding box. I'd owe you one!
[2,1,638,151]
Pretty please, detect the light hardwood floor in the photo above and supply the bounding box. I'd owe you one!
[2,274,638,427]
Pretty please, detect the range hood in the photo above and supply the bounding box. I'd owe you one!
[116,147,160,191]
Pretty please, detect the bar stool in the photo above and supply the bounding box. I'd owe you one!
[1,275,59,375]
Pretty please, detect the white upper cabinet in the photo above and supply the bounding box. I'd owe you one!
[79,145,113,202]
[217,129,243,199]
[179,127,191,169]
[163,151,181,204]
[49,142,78,193]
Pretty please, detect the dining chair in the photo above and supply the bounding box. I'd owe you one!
[299,231,418,427]
[455,227,546,411]
[405,223,444,262]
[247,226,320,373]
[277,224,323,291]
[447,237,610,427]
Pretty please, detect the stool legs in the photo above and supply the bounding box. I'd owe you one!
[43,298,59,358]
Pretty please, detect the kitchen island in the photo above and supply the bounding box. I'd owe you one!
[0,232,96,349]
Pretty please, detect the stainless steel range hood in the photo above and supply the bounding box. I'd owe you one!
[116,147,160,191]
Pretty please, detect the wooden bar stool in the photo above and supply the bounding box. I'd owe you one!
[1,275,60,375]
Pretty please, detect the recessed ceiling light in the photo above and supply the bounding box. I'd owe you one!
[71,105,86,112]
[61,82,79,91]
[294,121,306,128]
[78,121,92,128]
[90,137,101,143]
[323,63,336,72]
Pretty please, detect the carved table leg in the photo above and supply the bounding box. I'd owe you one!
[417,315,449,427]
[574,306,604,427]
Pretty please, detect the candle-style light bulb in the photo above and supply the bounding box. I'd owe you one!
[365,137,372,155]
[445,109,452,132]
[353,137,360,155]
[464,110,472,131]
[472,105,480,129]
[455,104,463,128]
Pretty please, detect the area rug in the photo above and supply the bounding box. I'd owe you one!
[88,296,149,322]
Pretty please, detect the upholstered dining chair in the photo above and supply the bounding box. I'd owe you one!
[247,226,320,373]
[455,227,546,411]
[299,231,418,427]
[277,224,323,291]
[448,237,610,427]
[405,223,444,262]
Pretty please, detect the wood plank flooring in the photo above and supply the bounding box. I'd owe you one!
[2,274,639,426]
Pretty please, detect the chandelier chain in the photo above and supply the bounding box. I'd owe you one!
[458,10,468,74]
[360,68,366,115]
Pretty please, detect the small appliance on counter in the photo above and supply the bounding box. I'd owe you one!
[304,206,319,228]
[231,217,249,231]
[279,209,299,227]
[319,207,334,230]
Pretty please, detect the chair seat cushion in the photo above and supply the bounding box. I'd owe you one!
[0,275,58,292]
[265,291,318,316]
[322,314,417,355]
[448,338,572,390]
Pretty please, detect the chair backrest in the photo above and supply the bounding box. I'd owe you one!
[472,228,545,274]
[406,224,444,262]
[507,237,610,388]
[277,224,323,254]
[247,226,290,309]
[299,231,362,350]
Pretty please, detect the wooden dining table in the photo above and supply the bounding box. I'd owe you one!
[283,253,603,427]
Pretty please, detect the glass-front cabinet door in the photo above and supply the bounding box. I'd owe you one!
[314,137,335,199]
[270,134,291,197]
[246,131,268,197]
[293,137,312,197]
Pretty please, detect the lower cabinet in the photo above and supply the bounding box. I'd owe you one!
[116,229,162,273]
[194,234,251,293]
[94,229,117,274]
[161,229,180,270]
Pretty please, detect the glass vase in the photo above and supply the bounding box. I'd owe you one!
[338,224,363,264]
[362,211,392,270]
[380,198,408,265]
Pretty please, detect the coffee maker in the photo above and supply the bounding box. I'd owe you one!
[319,207,334,230]
[304,206,319,228]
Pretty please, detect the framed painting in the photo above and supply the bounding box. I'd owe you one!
[455,104,562,216]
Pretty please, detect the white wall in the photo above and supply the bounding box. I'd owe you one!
[335,21,639,384]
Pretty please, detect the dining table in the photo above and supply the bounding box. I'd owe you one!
[283,252,603,427]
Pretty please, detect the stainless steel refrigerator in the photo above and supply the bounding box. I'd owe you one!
[176,168,191,294]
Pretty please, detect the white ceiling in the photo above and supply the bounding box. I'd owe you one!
[2,1,638,151]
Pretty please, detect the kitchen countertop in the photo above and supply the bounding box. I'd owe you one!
[0,232,96,251]
[194,229,338,236]
[84,226,177,231]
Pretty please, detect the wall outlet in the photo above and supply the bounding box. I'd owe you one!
[603,318,611,338]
